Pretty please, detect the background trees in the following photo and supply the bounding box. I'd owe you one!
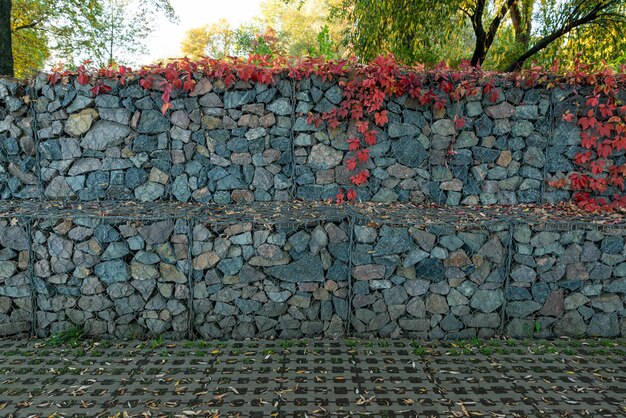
[0,0,175,77]
[340,0,626,70]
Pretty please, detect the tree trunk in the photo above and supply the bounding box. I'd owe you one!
[0,0,14,77]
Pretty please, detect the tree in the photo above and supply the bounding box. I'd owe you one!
[0,0,176,77]
[258,0,346,57]
[504,0,626,71]
[338,0,626,70]
[181,19,236,59]
[1,0,103,77]
[0,0,14,76]
[72,0,177,67]
[336,0,465,65]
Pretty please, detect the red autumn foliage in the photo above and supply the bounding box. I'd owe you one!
[43,55,626,211]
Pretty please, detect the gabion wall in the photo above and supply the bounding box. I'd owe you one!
[506,221,626,338]
[1,203,625,339]
[1,76,593,206]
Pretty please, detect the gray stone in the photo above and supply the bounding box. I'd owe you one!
[388,123,418,138]
[374,226,412,255]
[94,260,130,284]
[470,289,504,313]
[431,119,455,136]
[307,144,343,169]
[0,226,28,251]
[217,257,243,276]
[391,137,428,168]
[138,110,169,133]
[81,121,130,150]
[269,254,324,282]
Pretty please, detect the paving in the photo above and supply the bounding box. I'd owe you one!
[1,338,625,417]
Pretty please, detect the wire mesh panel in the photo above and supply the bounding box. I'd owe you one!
[0,216,32,336]
[350,206,510,339]
[33,76,174,202]
[31,215,192,338]
[506,219,626,338]
[191,205,351,339]
[170,77,295,204]
[439,84,551,206]
[1,80,39,200]
[293,76,431,203]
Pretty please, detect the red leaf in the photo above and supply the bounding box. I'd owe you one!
[77,72,90,86]
[569,173,589,190]
[346,188,357,200]
[335,189,345,204]
[348,138,361,151]
[590,159,606,175]
[346,157,357,171]
[597,142,612,158]
[374,110,388,127]
[561,111,574,122]
[140,77,154,90]
[161,102,172,115]
[454,116,466,130]
[356,148,369,162]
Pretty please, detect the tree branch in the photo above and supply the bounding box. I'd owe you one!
[504,2,614,72]
[13,21,40,31]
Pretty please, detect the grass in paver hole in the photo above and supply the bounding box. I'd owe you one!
[42,326,85,348]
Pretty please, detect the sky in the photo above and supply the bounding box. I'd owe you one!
[142,0,263,62]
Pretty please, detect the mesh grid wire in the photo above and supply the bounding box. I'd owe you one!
[30,212,192,339]
[0,215,32,337]
[505,218,626,338]
[1,81,38,200]
[349,204,511,339]
[294,76,432,204]
[191,204,351,339]
[31,74,296,205]
[1,200,626,340]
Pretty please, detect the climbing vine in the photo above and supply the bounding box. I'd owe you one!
[43,55,626,211]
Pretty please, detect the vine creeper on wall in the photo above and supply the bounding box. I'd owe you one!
[43,55,626,211]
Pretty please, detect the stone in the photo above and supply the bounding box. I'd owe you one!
[425,294,448,314]
[404,279,430,296]
[539,289,564,317]
[308,144,343,170]
[431,119,455,136]
[269,254,324,282]
[506,301,541,318]
[94,260,130,284]
[470,289,504,313]
[602,236,624,254]
[554,310,586,336]
[45,177,75,198]
[511,120,534,137]
[352,264,385,280]
[484,102,515,119]
[388,123,418,138]
[374,226,412,255]
[159,263,187,283]
[138,110,169,133]
[564,293,589,310]
[65,109,98,137]
[131,262,159,280]
[511,265,536,283]
[409,228,436,251]
[268,98,292,115]
[588,314,619,337]
[193,252,220,270]
[81,121,130,150]
[591,294,623,313]
[134,182,164,201]
[0,226,28,251]
[392,137,428,168]
[138,221,174,245]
